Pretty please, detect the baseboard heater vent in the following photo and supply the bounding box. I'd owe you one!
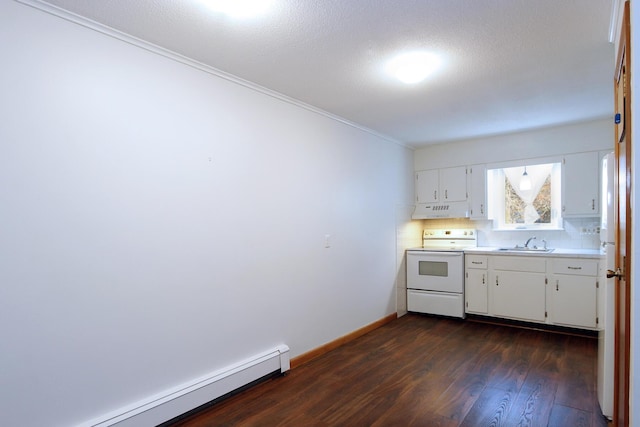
[83,345,290,427]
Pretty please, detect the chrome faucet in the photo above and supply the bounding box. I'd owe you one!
[524,236,537,248]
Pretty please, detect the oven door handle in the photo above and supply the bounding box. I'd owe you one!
[408,251,463,257]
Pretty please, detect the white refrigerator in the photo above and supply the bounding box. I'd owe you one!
[598,151,615,420]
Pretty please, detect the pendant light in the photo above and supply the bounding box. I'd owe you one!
[520,166,532,191]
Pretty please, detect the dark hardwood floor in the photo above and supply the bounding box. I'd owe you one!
[169,314,610,427]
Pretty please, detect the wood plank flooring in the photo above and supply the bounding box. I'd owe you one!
[168,314,610,427]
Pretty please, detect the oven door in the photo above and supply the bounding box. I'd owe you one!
[406,251,464,293]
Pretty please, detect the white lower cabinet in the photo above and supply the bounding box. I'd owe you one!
[489,256,547,323]
[466,253,599,330]
[548,258,599,329]
[465,255,488,314]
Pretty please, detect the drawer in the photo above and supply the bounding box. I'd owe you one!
[491,256,546,273]
[551,258,598,276]
[466,255,488,269]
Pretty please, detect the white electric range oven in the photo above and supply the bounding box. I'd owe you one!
[406,229,477,318]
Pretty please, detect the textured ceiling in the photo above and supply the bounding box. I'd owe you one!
[39,0,614,147]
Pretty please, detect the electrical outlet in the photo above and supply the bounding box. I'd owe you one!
[581,225,601,235]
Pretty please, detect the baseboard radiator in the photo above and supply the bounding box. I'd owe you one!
[82,345,290,427]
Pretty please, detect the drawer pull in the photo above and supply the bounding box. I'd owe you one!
[567,266,582,270]
[472,261,483,265]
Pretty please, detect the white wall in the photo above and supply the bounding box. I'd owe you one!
[0,2,414,426]
[414,118,612,171]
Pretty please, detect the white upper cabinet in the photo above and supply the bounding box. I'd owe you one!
[562,152,600,217]
[416,169,439,203]
[416,166,467,203]
[440,167,468,202]
[467,164,487,220]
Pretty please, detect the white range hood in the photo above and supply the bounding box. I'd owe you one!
[412,201,470,219]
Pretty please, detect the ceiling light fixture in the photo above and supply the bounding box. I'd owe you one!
[201,0,273,18]
[386,51,442,84]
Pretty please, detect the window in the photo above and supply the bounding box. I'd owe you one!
[487,162,562,230]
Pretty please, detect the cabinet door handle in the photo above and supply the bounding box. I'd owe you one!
[445,189,448,199]
[567,266,582,270]
[496,275,499,286]
[592,199,595,210]
[482,274,485,285]
[434,190,437,200]
[556,280,559,291]
[480,203,484,214]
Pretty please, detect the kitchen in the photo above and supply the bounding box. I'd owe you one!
[1,1,636,427]
[402,121,614,418]
[403,119,612,419]
[399,118,611,311]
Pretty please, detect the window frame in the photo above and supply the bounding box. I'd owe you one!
[487,159,563,231]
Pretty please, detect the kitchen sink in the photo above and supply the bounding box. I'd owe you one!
[496,247,554,253]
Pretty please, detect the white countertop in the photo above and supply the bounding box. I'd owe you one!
[463,247,602,259]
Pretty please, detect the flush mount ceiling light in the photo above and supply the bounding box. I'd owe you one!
[386,51,442,84]
[201,0,274,18]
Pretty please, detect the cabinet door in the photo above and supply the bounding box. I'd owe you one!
[468,164,487,219]
[416,169,439,203]
[465,269,488,314]
[550,275,597,329]
[490,270,546,322]
[562,152,599,217]
[440,166,467,202]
